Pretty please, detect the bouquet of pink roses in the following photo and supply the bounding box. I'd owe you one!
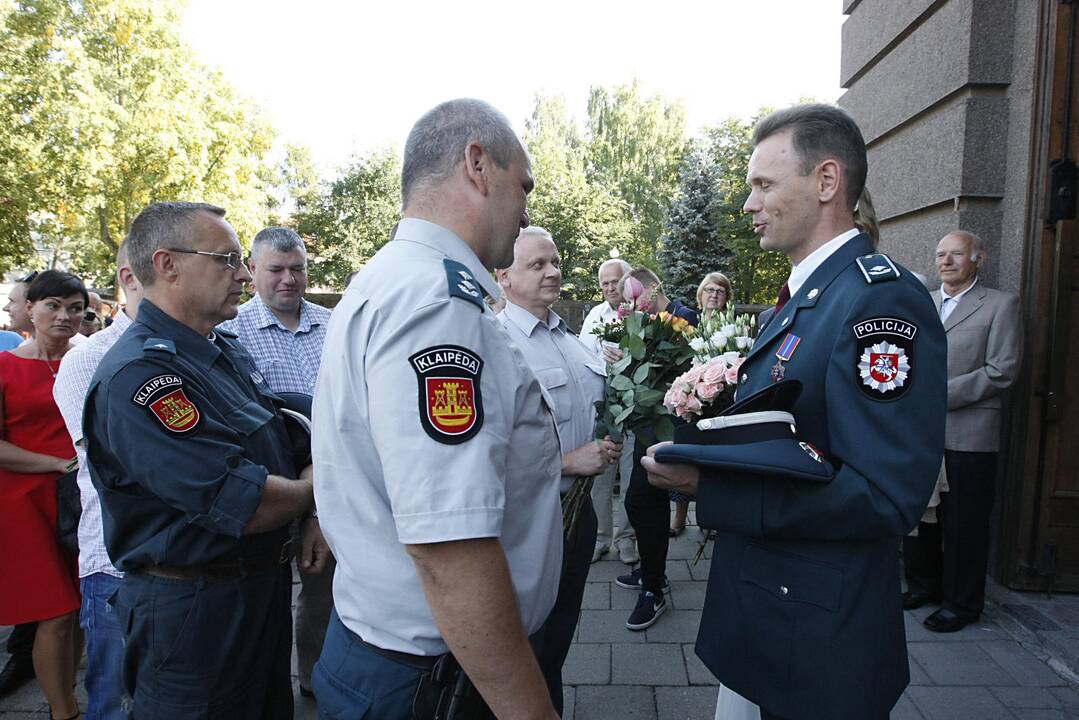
[664,352,746,422]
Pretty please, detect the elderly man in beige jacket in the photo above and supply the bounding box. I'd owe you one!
[903,230,1022,633]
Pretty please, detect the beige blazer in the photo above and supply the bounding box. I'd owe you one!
[932,282,1022,452]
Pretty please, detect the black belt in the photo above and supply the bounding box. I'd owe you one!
[137,539,292,582]
[361,636,441,671]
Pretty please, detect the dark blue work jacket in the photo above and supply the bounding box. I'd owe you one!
[83,299,296,571]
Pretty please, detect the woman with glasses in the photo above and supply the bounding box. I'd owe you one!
[0,271,87,720]
[696,272,733,325]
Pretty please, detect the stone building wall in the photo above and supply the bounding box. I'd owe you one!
[839,0,1039,294]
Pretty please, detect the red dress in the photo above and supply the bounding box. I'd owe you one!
[0,351,80,623]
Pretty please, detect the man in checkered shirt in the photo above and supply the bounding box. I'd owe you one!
[218,226,332,700]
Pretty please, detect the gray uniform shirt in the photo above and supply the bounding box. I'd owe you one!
[498,301,605,492]
[312,218,563,656]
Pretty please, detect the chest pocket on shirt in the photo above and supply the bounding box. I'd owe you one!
[535,367,571,424]
[225,399,275,437]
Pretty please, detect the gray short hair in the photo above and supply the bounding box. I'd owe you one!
[126,202,226,286]
[946,230,985,260]
[251,226,305,262]
[402,98,522,207]
[753,104,867,211]
[598,258,631,279]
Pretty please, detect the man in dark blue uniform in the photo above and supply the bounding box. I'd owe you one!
[643,105,947,719]
[84,202,320,719]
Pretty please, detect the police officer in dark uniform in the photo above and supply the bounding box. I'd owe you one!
[84,202,322,719]
[643,105,947,719]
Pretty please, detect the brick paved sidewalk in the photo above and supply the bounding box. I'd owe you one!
[3,526,1078,718]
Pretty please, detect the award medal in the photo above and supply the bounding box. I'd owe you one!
[771,333,801,383]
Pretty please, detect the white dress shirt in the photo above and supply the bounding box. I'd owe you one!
[578,301,620,359]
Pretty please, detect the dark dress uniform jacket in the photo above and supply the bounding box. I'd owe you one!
[694,233,947,719]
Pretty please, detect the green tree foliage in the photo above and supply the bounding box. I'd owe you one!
[523,94,634,300]
[0,0,276,284]
[657,140,734,306]
[704,116,788,305]
[586,81,688,267]
[658,114,789,308]
[293,148,401,290]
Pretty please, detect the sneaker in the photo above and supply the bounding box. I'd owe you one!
[591,544,609,563]
[614,568,669,592]
[626,590,666,631]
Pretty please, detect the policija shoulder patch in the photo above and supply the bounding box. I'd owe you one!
[851,317,917,401]
[409,345,484,444]
[132,374,202,434]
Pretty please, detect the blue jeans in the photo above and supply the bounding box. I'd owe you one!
[79,573,124,720]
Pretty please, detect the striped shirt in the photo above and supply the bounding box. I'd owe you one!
[218,294,331,394]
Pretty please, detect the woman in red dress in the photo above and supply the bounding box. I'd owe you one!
[0,270,87,720]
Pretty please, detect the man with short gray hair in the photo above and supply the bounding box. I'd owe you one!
[219,225,333,699]
[903,230,1022,633]
[313,98,560,719]
[84,201,316,718]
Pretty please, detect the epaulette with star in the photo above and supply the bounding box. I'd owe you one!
[855,253,900,284]
[444,258,487,311]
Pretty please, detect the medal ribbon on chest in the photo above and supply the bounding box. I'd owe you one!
[771,333,801,383]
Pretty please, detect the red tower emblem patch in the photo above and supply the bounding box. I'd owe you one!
[149,389,201,433]
[131,374,203,435]
[410,346,484,444]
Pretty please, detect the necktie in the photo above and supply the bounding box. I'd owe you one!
[775,283,791,314]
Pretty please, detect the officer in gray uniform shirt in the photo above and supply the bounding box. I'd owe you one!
[311,99,563,720]
[495,227,620,714]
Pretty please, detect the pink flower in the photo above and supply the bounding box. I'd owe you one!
[683,395,702,414]
[683,365,704,386]
[725,356,745,385]
[696,382,721,401]
[616,303,632,319]
[701,358,726,385]
[624,276,645,302]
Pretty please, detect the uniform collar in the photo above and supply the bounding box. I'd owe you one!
[247,293,318,333]
[393,218,502,301]
[501,300,566,337]
[787,227,861,297]
[135,299,223,369]
[749,232,874,361]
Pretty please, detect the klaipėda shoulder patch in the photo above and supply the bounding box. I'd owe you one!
[851,317,917,401]
[409,345,484,444]
[132,374,202,434]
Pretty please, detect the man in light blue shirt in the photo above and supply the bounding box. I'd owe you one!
[219,226,332,699]
[496,227,620,713]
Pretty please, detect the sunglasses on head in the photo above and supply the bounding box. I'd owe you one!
[18,271,40,284]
